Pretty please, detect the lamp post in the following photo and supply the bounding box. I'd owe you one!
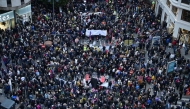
[48,0,59,26]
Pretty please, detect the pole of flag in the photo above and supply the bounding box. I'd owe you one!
[8,79,12,92]
[89,31,92,41]
[111,33,114,44]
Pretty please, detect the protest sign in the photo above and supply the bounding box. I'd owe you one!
[124,40,133,46]
[151,36,160,46]
[167,61,177,73]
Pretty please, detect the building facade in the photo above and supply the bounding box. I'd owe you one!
[155,0,190,42]
[0,0,31,30]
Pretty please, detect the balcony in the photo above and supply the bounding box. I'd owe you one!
[21,0,25,5]
[7,0,11,7]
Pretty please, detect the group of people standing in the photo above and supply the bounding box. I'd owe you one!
[0,0,189,109]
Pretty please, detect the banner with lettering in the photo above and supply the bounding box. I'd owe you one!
[86,30,107,36]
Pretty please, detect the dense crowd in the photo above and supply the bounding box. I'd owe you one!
[0,0,190,109]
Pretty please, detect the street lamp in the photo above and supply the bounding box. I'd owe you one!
[48,0,59,26]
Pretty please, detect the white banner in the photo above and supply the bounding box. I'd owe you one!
[86,30,107,36]
[81,12,102,17]
[100,82,108,87]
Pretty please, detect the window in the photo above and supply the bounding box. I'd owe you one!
[181,9,190,23]
[172,6,177,16]
[166,0,171,7]
[0,10,8,14]
[7,0,11,7]
[21,0,25,4]
[181,0,190,4]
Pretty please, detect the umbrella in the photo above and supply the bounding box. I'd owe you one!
[44,41,52,46]
[85,74,90,81]
[99,76,105,83]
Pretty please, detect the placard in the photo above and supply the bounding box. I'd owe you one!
[167,61,177,73]
[124,40,133,46]
[151,36,160,46]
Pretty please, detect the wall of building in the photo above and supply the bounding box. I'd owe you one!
[155,0,190,38]
[0,0,31,10]
[0,11,14,30]
[11,0,22,7]
[0,0,8,7]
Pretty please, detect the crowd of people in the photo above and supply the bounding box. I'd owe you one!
[0,0,190,109]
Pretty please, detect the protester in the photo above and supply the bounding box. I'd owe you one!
[0,0,190,109]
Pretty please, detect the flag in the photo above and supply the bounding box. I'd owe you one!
[100,82,108,88]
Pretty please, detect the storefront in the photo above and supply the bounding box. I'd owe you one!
[0,11,14,30]
[0,4,31,30]
[179,28,190,44]
[15,5,32,24]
